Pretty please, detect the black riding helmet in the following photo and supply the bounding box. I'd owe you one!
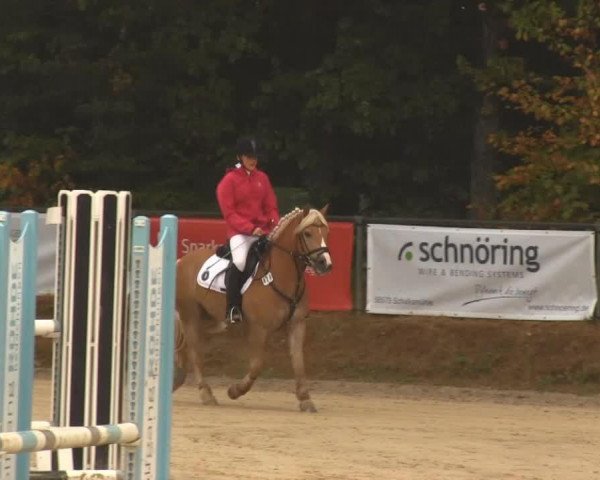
[236,137,262,158]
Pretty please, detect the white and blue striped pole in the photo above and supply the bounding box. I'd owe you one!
[125,215,176,480]
[156,214,177,479]
[0,211,10,480]
[0,423,139,453]
[0,210,38,480]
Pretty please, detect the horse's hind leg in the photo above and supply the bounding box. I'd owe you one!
[289,317,317,413]
[178,301,219,405]
[172,311,188,392]
[228,324,268,400]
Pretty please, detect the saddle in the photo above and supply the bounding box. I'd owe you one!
[216,235,269,284]
[197,236,270,293]
[216,234,269,259]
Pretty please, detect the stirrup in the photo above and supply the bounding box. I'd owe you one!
[226,306,243,324]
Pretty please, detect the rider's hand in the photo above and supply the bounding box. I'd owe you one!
[252,227,264,236]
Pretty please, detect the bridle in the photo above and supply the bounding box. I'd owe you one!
[258,224,329,323]
[298,232,330,269]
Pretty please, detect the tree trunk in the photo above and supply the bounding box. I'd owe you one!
[470,9,501,220]
[471,94,498,219]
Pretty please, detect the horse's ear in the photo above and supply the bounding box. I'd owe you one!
[320,203,330,217]
[302,205,311,217]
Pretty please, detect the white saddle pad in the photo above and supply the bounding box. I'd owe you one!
[196,254,254,294]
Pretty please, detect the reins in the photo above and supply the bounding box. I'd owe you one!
[257,233,330,324]
[259,240,305,324]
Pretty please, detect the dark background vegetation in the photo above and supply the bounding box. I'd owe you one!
[0,0,556,217]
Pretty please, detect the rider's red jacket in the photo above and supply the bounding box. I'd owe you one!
[216,164,280,239]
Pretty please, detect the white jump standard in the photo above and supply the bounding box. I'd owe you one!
[0,191,177,480]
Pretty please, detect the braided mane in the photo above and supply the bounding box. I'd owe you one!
[268,207,328,241]
[268,207,303,241]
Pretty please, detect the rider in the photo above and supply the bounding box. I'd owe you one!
[216,136,280,324]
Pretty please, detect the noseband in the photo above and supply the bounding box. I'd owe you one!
[298,234,330,269]
[269,229,329,268]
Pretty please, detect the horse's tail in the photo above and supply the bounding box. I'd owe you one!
[173,310,188,392]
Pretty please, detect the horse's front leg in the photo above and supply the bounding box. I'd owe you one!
[289,317,316,413]
[228,324,268,400]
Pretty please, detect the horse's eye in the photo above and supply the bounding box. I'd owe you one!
[303,231,312,238]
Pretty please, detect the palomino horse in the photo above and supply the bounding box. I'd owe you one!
[173,205,332,412]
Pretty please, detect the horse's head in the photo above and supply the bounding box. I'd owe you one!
[294,205,332,275]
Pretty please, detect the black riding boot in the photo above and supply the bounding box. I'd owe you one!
[225,264,243,324]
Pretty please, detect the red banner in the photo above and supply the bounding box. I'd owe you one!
[150,217,354,311]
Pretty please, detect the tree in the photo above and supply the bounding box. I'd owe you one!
[466,0,600,221]
[1,1,480,216]
[0,135,73,207]
[465,2,508,220]
[0,1,77,206]
[256,0,477,216]
[0,0,263,209]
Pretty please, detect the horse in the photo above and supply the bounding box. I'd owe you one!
[173,205,333,412]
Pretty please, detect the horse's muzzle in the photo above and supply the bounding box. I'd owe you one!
[312,254,332,275]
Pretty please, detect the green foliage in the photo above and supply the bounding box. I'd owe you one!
[465,0,600,221]
[0,0,478,216]
[0,0,260,208]
[255,0,475,216]
[0,134,73,207]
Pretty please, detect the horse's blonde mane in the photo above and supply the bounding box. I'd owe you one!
[294,209,328,234]
[268,207,328,241]
[268,207,303,241]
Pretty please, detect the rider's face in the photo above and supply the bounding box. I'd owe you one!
[240,154,258,171]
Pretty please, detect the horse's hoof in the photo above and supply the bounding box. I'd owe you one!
[200,391,219,406]
[299,399,317,413]
[172,367,187,392]
[227,385,240,400]
[200,386,218,405]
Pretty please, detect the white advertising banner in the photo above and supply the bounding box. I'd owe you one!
[366,224,597,320]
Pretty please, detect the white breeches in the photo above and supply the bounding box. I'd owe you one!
[229,234,259,272]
